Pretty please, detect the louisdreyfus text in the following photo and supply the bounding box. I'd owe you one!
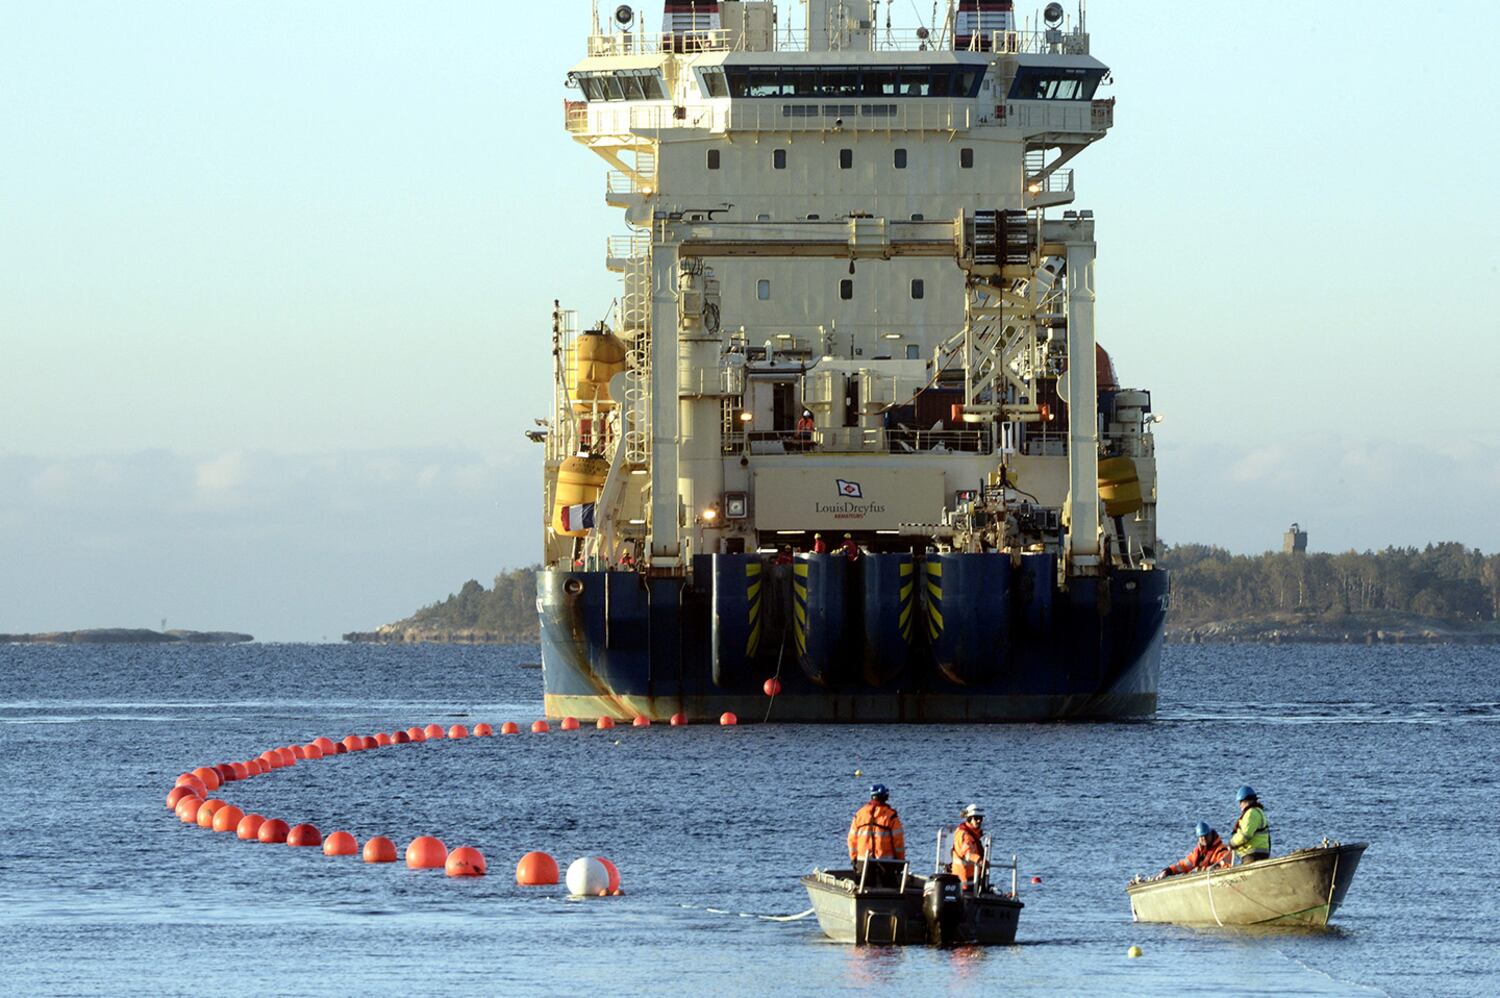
[814,500,888,519]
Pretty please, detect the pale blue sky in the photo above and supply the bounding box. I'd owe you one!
[4,2,1498,640]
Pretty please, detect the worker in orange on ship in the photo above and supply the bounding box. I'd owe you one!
[840,533,860,560]
[951,803,986,889]
[848,784,905,865]
[1153,822,1231,880]
[813,532,828,554]
[796,409,815,445]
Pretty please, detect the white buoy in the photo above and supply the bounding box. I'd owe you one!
[566,857,609,897]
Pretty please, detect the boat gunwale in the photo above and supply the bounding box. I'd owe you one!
[1124,842,1368,899]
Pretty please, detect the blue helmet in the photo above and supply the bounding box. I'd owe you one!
[1237,785,1257,802]
[869,783,889,799]
[1194,821,1213,838]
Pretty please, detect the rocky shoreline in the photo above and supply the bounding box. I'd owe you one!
[341,625,534,645]
[2,628,253,644]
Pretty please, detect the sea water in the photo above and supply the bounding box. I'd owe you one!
[0,642,1494,996]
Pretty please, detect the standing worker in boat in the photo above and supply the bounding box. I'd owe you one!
[950,804,986,889]
[848,784,905,864]
[1229,786,1272,863]
[1154,821,1231,879]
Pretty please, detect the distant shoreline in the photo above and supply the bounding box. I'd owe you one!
[1,628,253,645]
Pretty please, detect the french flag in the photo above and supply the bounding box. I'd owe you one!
[955,0,1015,50]
[561,503,596,532]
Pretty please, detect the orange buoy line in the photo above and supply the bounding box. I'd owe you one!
[159,717,662,891]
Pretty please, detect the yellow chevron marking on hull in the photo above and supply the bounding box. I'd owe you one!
[927,580,942,600]
[926,562,942,576]
[793,563,809,577]
[745,563,761,576]
[899,563,914,576]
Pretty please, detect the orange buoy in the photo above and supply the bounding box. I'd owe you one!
[257,819,290,844]
[597,857,621,892]
[303,744,324,760]
[405,836,448,869]
[632,715,650,728]
[323,831,358,856]
[1031,876,1042,884]
[363,836,397,863]
[245,758,266,775]
[375,732,393,747]
[214,763,237,783]
[341,735,362,752]
[260,750,281,769]
[313,736,336,754]
[720,712,738,726]
[423,723,445,740]
[393,730,411,744]
[279,747,298,766]
[405,726,426,742]
[670,712,687,726]
[175,773,206,794]
[445,846,486,878]
[192,767,222,791]
[231,761,251,780]
[290,744,307,760]
[360,736,378,751]
[596,717,615,730]
[500,722,520,735]
[332,743,348,754]
[611,888,624,896]
[559,716,580,731]
[236,813,266,840]
[448,724,469,739]
[473,723,494,736]
[175,796,204,823]
[287,823,322,847]
[763,677,782,697]
[515,851,559,886]
[212,805,245,832]
[167,786,197,809]
[531,720,550,733]
[196,799,228,827]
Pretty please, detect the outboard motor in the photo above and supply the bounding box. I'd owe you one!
[922,873,964,945]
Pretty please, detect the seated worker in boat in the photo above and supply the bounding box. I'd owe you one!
[1229,785,1272,863]
[848,784,906,866]
[1155,822,1231,879]
[950,804,986,889]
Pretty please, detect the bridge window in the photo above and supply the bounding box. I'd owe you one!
[906,344,920,359]
[773,148,786,169]
[893,148,907,169]
[570,70,667,102]
[960,147,974,169]
[1007,66,1105,101]
[700,69,729,98]
[707,149,720,170]
[911,279,925,300]
[840,279,854,300]
[839,149,853,169]
[723,66,986,100]
[757,280,771,300]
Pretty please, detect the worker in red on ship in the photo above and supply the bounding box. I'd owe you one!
[813,533,828,554]
[848,784,906,864]
[1153,822,1231,880]
[839,533,860,560]
[774,545,793,565]
[951,804,987,889]
[796,409,815,448]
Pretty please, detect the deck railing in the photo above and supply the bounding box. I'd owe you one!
[584,28,1087,56]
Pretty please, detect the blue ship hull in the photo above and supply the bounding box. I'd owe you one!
[539,553,1167,722]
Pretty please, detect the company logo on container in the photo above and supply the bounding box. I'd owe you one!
[835,479,863,499]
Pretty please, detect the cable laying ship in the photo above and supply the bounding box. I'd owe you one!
[533,0,1167,721]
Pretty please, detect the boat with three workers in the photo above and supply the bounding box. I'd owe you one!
[533,0,1167,722]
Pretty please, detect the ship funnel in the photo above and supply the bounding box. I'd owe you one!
[954,0,1014,51]
[662,2,721,36]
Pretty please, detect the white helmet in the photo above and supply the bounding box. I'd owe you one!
[962,803,984,819]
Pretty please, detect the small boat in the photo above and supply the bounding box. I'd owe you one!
[802,833,1024,945]
[1126,840,1367,928]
